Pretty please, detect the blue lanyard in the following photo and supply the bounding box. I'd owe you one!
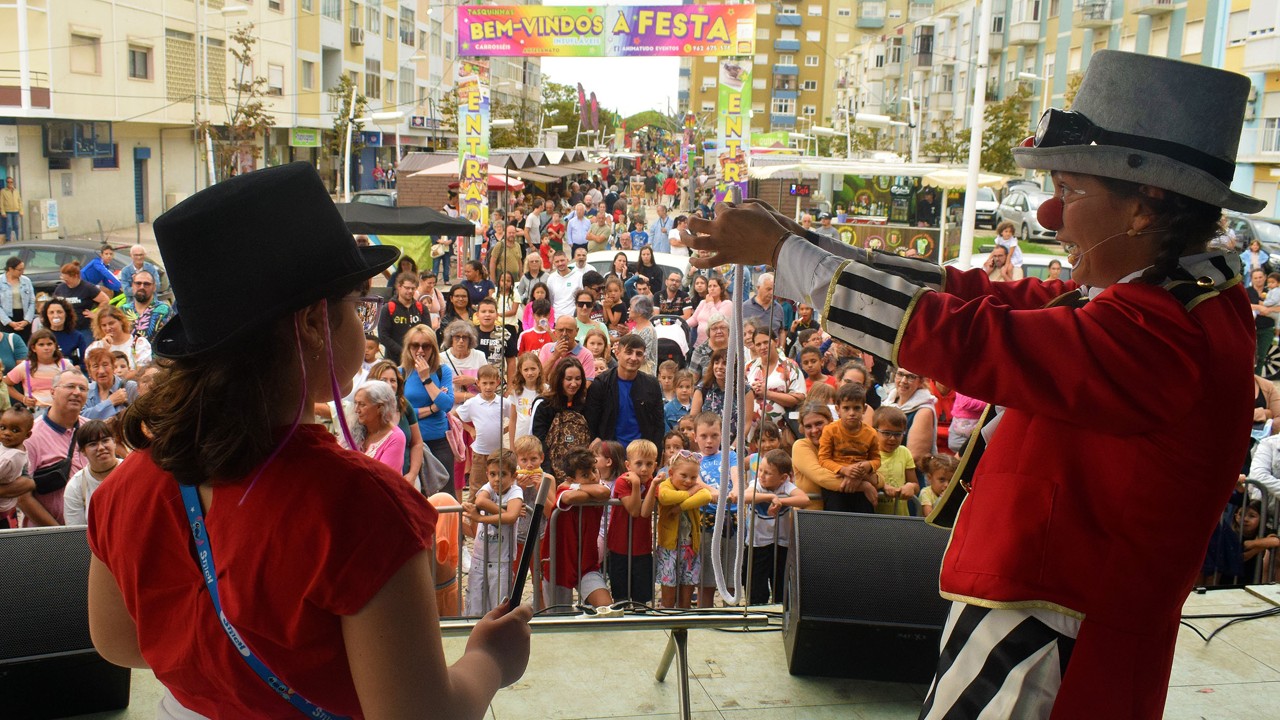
[179,484,350,720]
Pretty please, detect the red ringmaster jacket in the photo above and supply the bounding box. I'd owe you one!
[778,241,1254,719]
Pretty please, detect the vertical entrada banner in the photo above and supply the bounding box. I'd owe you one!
[458,5,756,57]
[457,59,490,234]
[716,59,751,201]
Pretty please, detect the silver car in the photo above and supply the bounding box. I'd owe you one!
[996,189,1057,242]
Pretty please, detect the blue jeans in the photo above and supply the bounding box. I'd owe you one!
[1,213,17,242]
[433,247,452,281]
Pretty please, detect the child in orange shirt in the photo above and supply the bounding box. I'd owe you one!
[817,383,881,513]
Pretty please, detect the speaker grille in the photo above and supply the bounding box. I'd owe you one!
[0,527,94,661]
[793,510,951,625]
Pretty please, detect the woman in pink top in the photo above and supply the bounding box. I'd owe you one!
[947,390,988,455]
[349,380,408,472]
[687,276,733,345]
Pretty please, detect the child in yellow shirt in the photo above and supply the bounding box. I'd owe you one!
[872,407,916,516]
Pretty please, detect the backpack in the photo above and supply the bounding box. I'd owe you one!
[544,406,591,477]
[387,300,425,317]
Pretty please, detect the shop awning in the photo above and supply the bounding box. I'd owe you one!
[564,160,605,172]
[512,168,562,184]
[335,203,475,236]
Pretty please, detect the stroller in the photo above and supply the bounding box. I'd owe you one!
[652,314,691,368]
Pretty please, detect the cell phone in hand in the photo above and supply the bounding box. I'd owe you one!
[505,475,552,614]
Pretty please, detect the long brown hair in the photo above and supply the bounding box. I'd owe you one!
[368,359,409,416]
[121,292,354,486]
[543,356,586,410]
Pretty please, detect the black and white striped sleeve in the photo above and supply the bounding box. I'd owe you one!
[775,236,930,362]
[794,230,945,291]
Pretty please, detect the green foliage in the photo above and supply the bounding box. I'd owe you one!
[981,82,1034,175]
[922,126,966,163]
[203,24,276,181]
[1063,72,1084,109]
[326,72,368,158]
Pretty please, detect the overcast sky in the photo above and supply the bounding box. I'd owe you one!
[539,0,682,119]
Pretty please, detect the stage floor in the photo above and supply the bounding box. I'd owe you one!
[75,587,1280,720]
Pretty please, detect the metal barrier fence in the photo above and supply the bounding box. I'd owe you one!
[1232,480,1278,584]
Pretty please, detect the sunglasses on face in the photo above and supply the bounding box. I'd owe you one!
[577,301,594,308]
[408,342,433,351]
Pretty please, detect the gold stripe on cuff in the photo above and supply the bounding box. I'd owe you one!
[890,287,930,367]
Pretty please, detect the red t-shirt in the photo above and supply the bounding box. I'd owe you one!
[607,475,653,555]
[87,425,436,719]
[804,374,838,393]
[540,485,604,589]
[518,328,553,355]
[662,177,678,195]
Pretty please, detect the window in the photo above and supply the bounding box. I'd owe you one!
[386,13,395,40]
[367,0,381,33]
[752,103,766,113]
[780,30,796,40]
[701,78,716,90]
[778,54,794,65]
[1150,27,1169,56]
[400,8,415,45]
[431,20,442,54]
[1048,0,1059,17]
[804,55,819,66]
[92,143,119,170]
[268,64,284,96]
[837,7,852,17]
[757,3,771,14]
[888,38,903,63]
[807,5,823,15]
[779,5,798,15]
[321,0,340,20]
[806,30,821,42]
[1068,47,1082,72]
[127,46,150,80]
[703,55,717,63]
[1183,20,1204,56]
[70,33,100,75]
[991,15,1005,33]
[1263,117,1280,153]
[701,101,715,112]
[755,53,768,65]
[301,60,315,90]
[302,0,313,11]
[1028,0,1041,23]
[802,105,817,116]
[349,1,359,28]
[269,0,283,11]
[802,79,818,91]
[753,78,767,90]
[1228,10,1249,47]
[836,33,850,43]
[771,97,795,115]
[365,59,381,98]
[757,28,770,41]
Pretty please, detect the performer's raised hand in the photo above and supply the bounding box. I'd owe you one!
[741,198,808,238]
[684,202,788,269]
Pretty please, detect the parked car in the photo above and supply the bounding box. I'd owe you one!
[352,189,397,207]
[996,189,1057,242]
[973,187,999,229]
[945,252,1073,282]
[1002,178,1042,199]
[586,250,690,284]
[0,242,172,302]
[1223,211,1280,269]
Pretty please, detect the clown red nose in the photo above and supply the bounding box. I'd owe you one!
[1037,196,1064,231]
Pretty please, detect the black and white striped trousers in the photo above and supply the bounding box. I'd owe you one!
[920,602,1081,720]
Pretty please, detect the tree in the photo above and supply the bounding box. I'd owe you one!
[1063,72,1085,109]
[980,82,1033,175]
[201,23,276,181]
[922,126,966,164]
[326,72,368,161]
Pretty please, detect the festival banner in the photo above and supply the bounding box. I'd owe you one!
[457,5,756,57]
[715,59,751,202]
[457,60,490,235]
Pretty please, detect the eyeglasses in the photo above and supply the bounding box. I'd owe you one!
[408,342,433,351]
[672,449,703,463]
[577,301,595,308]
[877,430,905,439]
[133,281,154,287]
[894,371,920,381]
[1052,178,1089,205]
[347,295,382,316]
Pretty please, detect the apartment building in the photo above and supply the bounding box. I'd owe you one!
[680,0,859,145]
[0,0,527,236]
[834,0,1278,213]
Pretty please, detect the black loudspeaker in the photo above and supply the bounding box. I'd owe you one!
[0,527,131,719]
[783,510,951,682]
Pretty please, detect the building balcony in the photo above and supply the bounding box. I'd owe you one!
[988,32,1004,54]
[0,70,51,109]
[857,0,886,28]
[866,64,885,81]
[773,89,799,100]
[770,114,797,127]
[1009,21,1040,46]
[1132,0,1174,14]
[678,67,690,77]
[678,90,689,102]
[775,14,802,27]
[1076,2,1112,29]
[1236,125,1280,163]
[773,63,799,76]
[1244,35,1280,73]
[882,60,903,78]
[774,39,801,52]
[934,44,957,65]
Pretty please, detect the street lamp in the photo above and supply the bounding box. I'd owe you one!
[900,94,921,164]
[356,111,406,167]
[195,2,249,188]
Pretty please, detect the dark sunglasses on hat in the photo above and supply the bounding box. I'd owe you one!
[1027,109,1233,184]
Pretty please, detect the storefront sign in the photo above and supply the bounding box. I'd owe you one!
[289,128,321,148]
[715,58,751,202]
[359,131,383,147]
[458,4,756,57]
[0,125,17,153]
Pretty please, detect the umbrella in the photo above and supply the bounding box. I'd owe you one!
[922,169,1009,249]
[1264,342,1280,380]
[335,202,475,237]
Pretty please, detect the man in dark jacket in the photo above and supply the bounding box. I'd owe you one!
[377,272,423,360]
[584,333,664,447]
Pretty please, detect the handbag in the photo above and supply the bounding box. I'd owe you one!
[419,442,451,495]
[32,422,78,495]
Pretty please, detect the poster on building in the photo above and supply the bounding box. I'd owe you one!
[458,5,755,57]
[715,59,751,202]
[457,60,490,234]
[289,128,321,148]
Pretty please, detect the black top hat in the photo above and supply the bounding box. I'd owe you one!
[1013,51,1265,214]
[152,162,398,358]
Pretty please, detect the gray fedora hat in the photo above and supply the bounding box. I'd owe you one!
[1013,50,1266,214]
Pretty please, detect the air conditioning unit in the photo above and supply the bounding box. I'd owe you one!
[350,27,365,46]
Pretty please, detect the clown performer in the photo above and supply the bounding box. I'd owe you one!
[684,51,1262,719]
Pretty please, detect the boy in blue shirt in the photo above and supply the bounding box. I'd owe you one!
[693,411,738,607]
[663,369,696,431]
